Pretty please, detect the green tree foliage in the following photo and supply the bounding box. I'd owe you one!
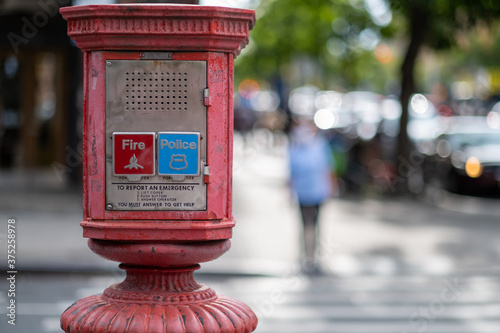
[235,0,392,90]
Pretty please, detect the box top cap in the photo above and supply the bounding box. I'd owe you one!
[60,4,255,55]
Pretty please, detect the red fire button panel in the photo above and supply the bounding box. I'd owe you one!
[113,132,156,176]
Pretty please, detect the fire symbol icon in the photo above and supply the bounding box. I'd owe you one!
[124,154,144,170]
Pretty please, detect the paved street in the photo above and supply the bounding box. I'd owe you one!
[1,131,500,332]
[1,271,500,333]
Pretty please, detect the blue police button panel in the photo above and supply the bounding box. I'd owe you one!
[158,132,200,176]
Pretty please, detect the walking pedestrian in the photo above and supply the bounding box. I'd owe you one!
[288,119,336,274]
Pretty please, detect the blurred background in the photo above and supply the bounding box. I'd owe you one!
[1,0,500,332]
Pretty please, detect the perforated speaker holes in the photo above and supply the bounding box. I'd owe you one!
[124,71,189,112]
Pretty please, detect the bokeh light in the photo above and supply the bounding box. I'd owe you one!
[410,94,429,114]
[238,79,260,99]
[314,109,336,130]
[249,90,280,112]
[465,156,483,178]
[374,44,393,64]
[487,111,500,129]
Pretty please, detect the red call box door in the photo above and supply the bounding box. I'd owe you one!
[113,132,156,176]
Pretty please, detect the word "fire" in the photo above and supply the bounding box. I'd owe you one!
[122,139,146,150]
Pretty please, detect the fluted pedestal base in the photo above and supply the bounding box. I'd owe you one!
[60,265,257,332]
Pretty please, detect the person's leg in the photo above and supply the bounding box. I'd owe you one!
[300,204,320,273]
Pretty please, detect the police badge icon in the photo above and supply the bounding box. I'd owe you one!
[170,154,188,170]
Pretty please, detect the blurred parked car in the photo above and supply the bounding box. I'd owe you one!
[423,116,500,195]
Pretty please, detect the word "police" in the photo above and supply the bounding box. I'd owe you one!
[160,139,197,150]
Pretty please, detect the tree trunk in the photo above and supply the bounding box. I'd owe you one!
[396,3,427,193]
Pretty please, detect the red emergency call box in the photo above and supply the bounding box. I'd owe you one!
[60,5,255,243]
[60,5,257,333]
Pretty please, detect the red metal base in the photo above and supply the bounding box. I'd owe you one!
[61,264,257,332]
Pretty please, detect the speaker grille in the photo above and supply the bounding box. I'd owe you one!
[124,71,189,112]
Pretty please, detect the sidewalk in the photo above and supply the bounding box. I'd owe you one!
[1,131,499,276]
[2,133,500,333]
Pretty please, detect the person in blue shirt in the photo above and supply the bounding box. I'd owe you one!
[289,119,335,274]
